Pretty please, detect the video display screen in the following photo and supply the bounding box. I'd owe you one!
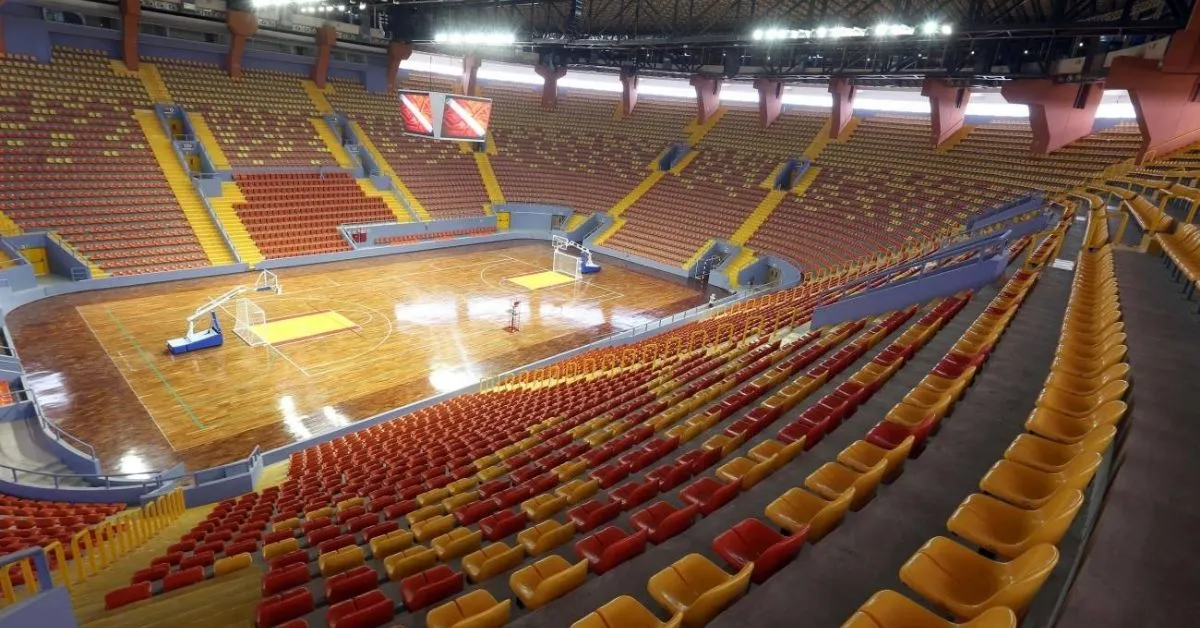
[398,91,435,137]
[440,95,493,142]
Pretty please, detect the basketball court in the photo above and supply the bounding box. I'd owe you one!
[10,242,705,472]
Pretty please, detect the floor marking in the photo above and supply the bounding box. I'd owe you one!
[104,307,207,431]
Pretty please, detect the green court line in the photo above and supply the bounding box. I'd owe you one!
[105,308,207,430]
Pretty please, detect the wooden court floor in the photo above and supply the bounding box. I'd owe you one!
[8,242,706,474]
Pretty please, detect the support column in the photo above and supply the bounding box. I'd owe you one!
[689,74,722,124]
[310,25,336,88]
[535,64,567,110]
[386,41,412,93]
[119,0,139,70]
[922,78,970,148]
[461,53,480,95]
[619,66,638,118]
[226,10,258,79]
[0,0,7,56]
[828,77,855,139]
[1001,79,1103,155]
[754,77,783,128]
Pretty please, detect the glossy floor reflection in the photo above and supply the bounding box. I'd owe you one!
[9,243,706,473]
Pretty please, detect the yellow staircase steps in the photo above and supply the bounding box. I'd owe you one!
[349,121,432,221]
[208,182,265,266]
[0,208,22,237]
[474,152,506,203]
[759,162,788,190]
[356,179,413,223]
[802,119,832,160]
[668,149,700,175]
[681,238,717,270]
[791,166,822,196]
[302,80,335,115]
[563,213,590,232]
[936,124,976,152]
[592,218,626,246]
[187,113,230,170]
[684,107,727,145]
[730,189,787,245]
[609,171,665,219]
[310,119,355,169]
[833,117,862,143]
[135,110,235,266]
[139,65,172,104]
[723,247,757,291]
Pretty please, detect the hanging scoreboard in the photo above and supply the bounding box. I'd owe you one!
[398,90,493,142]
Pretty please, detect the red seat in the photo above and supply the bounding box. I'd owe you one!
[629,501,700,544]
[325,565,378,604]
[150,551,183,567]
[226,539,259,556]
[574,526,649,574]
[680,477,741,516]
[568,499,622,533]
[491,484,533,510]
[866,419,932,456]
[590,461,630,489]
[676,447,721,474]
[257,587,315,628]
[521,472,559,495]
[105,582,151,610]
[306,525,340,547]
[269,549,310,572]
[454,499,499,526]
[360,521,398,544]
[326,589,394,628]
[399,565,464,611]
[131,564,170,584]
[162,565,204,593]
[262,562,311,596]
[712,518,808,584]
[318,534,356,555]
[478,509,528,542]
[382,500,417,520]
[180,550,215,570]
[646,461,692,492]
[610,479,659,511]
[344,513,379,535]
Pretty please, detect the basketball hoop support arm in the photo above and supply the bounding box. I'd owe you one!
[185,286,248,336]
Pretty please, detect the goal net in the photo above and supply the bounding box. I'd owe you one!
[255,270,281,295]
[233,298,268,347]
[553,249,581,280]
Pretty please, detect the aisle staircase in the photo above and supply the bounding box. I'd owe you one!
[0,208,22,237]
[609,171,664,219]
[208,182,264,266]
[112,61,173,104]
[349,121,432,221]
[730,190,787,245]
[302,80,335,115]
[474,152,506,203]
[135,110,235,266]
[563,213,590,232]
[310,119,354,169]
[682,238,717,270]
[356,179,413,223]
[803,119,832,160]
[592,218,626,246]
[791,166,822,196]
[684,107,727,145]
[187,113,230,170]
[936,124,976,152]
[723,247,757,290]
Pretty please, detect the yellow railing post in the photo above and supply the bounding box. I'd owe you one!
[71,529,98,581]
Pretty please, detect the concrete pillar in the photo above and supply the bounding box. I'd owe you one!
[689,74,722,124]
[922,78,970,148]
[310,25,336,88]
[226,10,258,79]
[118,0,139,70]
[754,77,783,129]
[386,41,412,93]
[461,53,480,95]
[1002,79,1104,155]
[619,66,638,118]
[828,77,855,139]
[535,64,567,110]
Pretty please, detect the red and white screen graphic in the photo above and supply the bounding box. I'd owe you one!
[440,96,493,141]
[398,91,435,137]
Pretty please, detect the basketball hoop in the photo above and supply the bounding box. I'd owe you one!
[505,300,521,333]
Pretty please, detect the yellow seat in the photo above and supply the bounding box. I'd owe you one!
[1003,426,1116,473]
[413,513,458,542]
[571,595,683,628]
[764,487,855,541]
[523,493,567,522]
[647,553,754,628]
[263,537,300,560]
[899,537,1058,620]
[509,555,589,609]
[1054,332,1126,360]
[902,386,955,417]
[272,517,300,533]
[555,459,588,481]
[477,463,508,482]
[747,439,803,468]
[213,552,252,577]
[837,437,914,483]
[947,489,1084,559]
[1024,400,1126,444]
[462,541,526,583]
[1042,362,1128,396]
[805,460,887,511]
[443,492,480,512]
[915,369,975,403]
[408,503,447,525]
[369,528,414,560]
[558,479,600,505]
[703,433,746,457]
[1035,380,1127,419]
[318,544,365,577]
[448,477,479,495]
[433,527,484,560]
[842,589,1017,627]
[419,487,453,506]
[518,519,577,556]
[305,506,334,520]
[716,456,775,490]
[385,544,437,581]
[426,589,512,628]
[979,453,1101,509]
[1049,345,1126,378]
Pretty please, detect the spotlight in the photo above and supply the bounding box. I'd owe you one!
[336,4,346,10]
[875,23,889,36]
[358,2,366,8]
[752,28,763,40]
[940,24,952,35]
[922,21,938,35]
[815,26,828,38]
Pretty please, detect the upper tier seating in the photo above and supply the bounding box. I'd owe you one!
[484,83,688,215]
[232,172,395,258]
[0,48,208,275]
[327,75,491,218]
[605,107,826,266]
[151,58,334,168]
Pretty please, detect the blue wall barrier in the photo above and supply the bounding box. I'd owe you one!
[0,547,76,628]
